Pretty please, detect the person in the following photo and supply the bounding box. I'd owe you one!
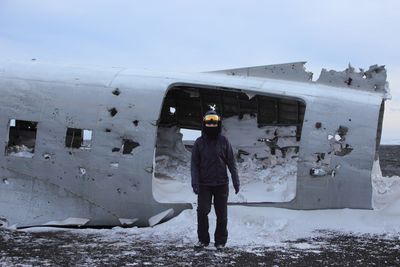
[191,110,240,249]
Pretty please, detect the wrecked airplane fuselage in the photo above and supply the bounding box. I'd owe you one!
[0,61,390,228]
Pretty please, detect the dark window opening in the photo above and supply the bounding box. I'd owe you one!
[158,86,305,140]
[65,128,92,149]
[6,119,38,158]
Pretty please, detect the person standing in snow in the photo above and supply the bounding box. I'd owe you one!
[191,110,240,249]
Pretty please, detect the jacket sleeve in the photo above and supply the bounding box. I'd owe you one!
[191,140,200,188]
[225,138,240,188]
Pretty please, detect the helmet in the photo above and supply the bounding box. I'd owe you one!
[203,110,221,128]
[202,110,221,139]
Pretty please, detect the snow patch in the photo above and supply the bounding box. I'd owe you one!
[119,218,139,226]
[154,115,298,203]
[148,209,174,227]
[43,217,90,226]
[7,145,34,158]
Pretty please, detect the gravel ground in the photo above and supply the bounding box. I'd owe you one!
[0,145,399,266]
[1,228,399,266]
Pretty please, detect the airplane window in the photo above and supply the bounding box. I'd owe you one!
[6,119,38,158]
[65,128,92,149]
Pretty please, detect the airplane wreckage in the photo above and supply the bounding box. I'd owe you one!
[0,61,390,228]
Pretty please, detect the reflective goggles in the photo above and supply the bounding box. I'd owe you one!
[203,114,220,127]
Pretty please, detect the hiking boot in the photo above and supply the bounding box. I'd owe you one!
[215,244,225,250]
[194,242,209,248]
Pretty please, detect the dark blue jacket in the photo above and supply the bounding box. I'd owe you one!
[191,134,239,189]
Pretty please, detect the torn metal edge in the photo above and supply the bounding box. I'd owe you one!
[317,64,390,98]
[207,62,390,99]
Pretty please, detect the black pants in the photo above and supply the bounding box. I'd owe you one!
[197,184,228,246]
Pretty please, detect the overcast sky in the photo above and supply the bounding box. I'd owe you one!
[0,0,399,143]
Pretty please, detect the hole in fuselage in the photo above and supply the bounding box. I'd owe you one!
[65,128,92,150]
[108,108,118,117]
[6,119,38,158]
[153,85,305,204]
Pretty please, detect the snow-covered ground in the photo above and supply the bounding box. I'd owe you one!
[121,160,400,249]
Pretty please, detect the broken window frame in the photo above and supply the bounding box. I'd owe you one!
[154,83,307,204]
[65,127,93,150]
[5,119,38,158]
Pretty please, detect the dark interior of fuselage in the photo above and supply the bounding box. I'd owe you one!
[153,85,305,204]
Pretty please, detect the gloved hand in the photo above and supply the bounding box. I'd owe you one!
[192,185,199,195]
[234,184,240,194]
